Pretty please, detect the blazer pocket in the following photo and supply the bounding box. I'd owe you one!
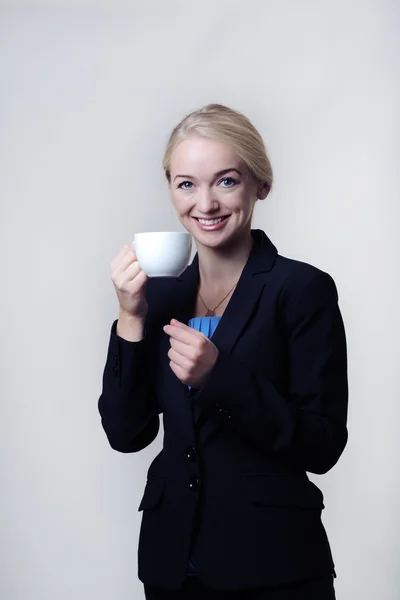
[240,473,324,510]
[138,478,165,511]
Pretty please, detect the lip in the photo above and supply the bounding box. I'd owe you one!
[192,215,231,231]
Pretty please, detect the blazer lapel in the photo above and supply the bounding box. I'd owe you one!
[212,229,277,350]
[194,230,278,437]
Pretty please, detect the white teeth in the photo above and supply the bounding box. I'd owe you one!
[198,217,224,225]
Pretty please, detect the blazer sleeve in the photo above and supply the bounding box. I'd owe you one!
[193,270,348,474]
[97,320,161,453]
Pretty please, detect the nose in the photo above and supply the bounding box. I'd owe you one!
[197,187,218,214]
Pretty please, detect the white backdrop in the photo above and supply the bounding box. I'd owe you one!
[0,2,399,599]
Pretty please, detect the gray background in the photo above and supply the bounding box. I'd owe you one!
[0,1,399,598]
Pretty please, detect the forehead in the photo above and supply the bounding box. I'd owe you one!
[170,135,244,176]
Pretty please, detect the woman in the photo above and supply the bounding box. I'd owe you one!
[98,104,348,599]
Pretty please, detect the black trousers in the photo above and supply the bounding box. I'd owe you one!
[144,575,336,600]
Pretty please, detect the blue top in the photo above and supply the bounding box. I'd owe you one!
[188,315,221,338]
[187,315,221,575]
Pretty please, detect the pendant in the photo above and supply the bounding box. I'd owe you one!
[205,309,215,317]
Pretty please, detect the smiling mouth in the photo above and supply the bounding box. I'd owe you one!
[193,216,230,225]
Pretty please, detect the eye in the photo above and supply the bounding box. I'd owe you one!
[177,181,194,190]
[219,177,239,188]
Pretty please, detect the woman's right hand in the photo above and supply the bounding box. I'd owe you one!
[111,244,149,339]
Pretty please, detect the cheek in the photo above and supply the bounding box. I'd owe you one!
[170,191,180,209]
[170,192,190,216]
[221,190,254,214]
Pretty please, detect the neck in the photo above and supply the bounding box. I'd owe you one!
[196,230,254,287]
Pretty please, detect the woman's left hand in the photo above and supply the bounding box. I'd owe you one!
[163,319,219,389]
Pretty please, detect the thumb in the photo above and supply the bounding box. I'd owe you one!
[170,319,188,329]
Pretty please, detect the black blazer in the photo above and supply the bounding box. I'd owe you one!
[98,229,348,590]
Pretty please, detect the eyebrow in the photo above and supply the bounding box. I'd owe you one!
[173,168,242,181]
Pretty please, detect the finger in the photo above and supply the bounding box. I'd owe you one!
[168,348,191,370]
[169,337,197,360]
[112,253,135,279]
[111,244,135,270]
[112,248,139,278]
[132,268,148,286]
[117,264,149,292]
[120,246,138,269]
[170,319,193,331]
[163,323,201,345]
[113,260,140,288]
[111,246,128,272]
[123,259,142,281]
[169,360,186,382]
[124,268,148,292]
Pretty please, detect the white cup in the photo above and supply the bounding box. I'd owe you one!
[133,231,192,278]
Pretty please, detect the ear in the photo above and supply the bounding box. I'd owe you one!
[257,182,270,200]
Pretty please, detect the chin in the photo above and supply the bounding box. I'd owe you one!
[192,229,237,250]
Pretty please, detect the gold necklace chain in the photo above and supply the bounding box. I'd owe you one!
[197,281,238,317]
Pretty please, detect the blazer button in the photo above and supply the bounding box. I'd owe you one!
[185,446,196,462]
[189,477,200,492]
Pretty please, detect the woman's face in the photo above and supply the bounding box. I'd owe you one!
[169,134,267,250]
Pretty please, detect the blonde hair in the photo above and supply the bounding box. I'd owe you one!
[163,104,273,193]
